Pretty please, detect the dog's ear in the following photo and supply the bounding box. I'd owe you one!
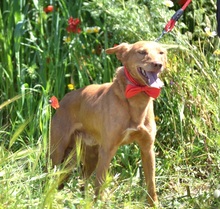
[105,43,131,61]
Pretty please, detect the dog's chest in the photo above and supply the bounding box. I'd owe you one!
[120,100,155,145]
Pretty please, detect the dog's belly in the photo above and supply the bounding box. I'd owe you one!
[76,130,98,146]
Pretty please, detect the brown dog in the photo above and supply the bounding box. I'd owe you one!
[50,41,167,206]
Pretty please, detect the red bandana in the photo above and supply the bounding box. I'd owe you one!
[124,67,161,99]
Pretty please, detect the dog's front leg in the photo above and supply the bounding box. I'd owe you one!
[141,145,158,205]
[94,146,118,199]
[137,133,158,206]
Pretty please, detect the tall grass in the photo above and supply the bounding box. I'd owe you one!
[0,0,220,208]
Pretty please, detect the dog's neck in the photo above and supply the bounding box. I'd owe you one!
[124,66,140,86]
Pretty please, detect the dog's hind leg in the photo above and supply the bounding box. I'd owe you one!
[50,111,83,188]
[50,110,82,165]
[78,144,99,194]
[50,116,71,166]
[94,144,118,199]
[82,144,99,179]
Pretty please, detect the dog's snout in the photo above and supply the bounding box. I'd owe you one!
[152,62,162,70]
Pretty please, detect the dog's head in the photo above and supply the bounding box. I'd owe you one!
[106,41,167,87]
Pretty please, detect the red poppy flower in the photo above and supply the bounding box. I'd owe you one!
[44,5,54,13]
[49,96,60,109]
[66,17,81,33]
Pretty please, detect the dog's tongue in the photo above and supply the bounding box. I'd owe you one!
[146,72,164,88]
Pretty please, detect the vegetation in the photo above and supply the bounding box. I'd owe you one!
[0,0,220,208]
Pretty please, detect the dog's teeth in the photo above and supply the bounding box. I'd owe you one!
[138,68,148,77]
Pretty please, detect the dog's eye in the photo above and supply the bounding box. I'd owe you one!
[138,50,148,55]
[159,51,164,55]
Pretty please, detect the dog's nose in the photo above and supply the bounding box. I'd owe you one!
[151,62,162,70]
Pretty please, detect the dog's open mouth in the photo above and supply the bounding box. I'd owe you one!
[138,67,164,88]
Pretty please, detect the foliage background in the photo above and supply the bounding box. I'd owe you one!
[0,0,220,208]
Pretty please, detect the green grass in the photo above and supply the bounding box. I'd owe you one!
[0,0,220,208]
